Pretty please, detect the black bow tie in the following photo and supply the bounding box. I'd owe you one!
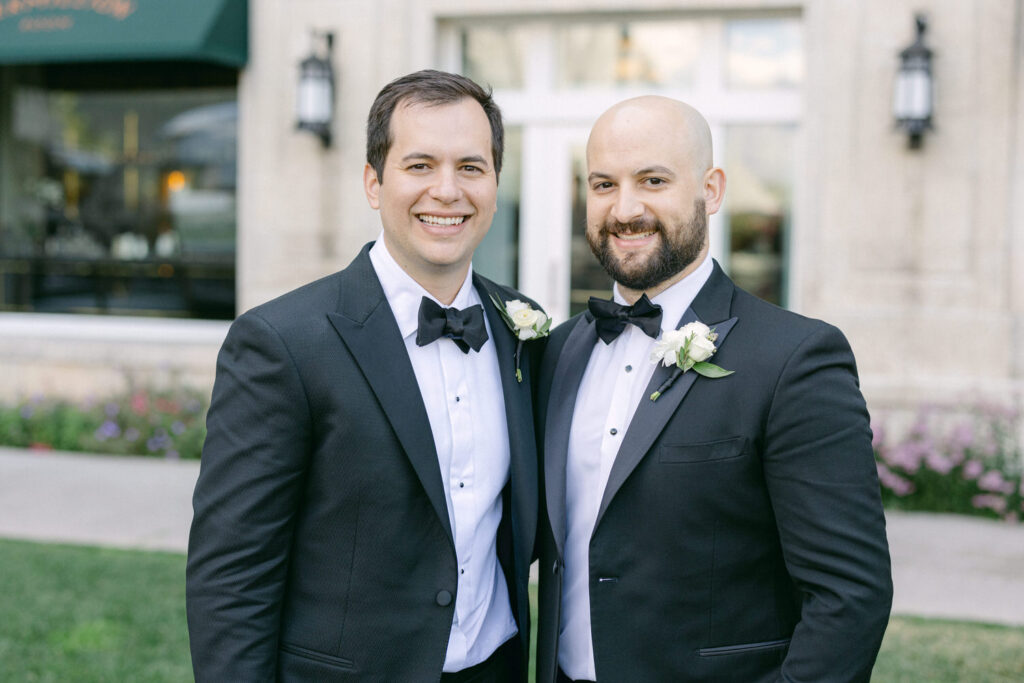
[588,293,663,344]
[416,297,488,353]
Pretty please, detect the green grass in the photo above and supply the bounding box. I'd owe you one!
[873,616,1024,682]
[0,539,191,683]
[1,538,1022,681]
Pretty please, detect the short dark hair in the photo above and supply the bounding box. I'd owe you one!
[366,69,504,183]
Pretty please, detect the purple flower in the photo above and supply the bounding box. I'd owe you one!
[170,421,187,435]
[971,494,1007,514]
[94,420,121,441]
[20,405,34,419]
[978,470,1014,495]
[925,452,954,475]
[870,422,885,450]
[962,460,984,480]
[146,434,171,452]
[123,427,140,442]
[105,402,120,418]
[877,463,915,496]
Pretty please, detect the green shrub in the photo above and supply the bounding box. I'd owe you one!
[0,387,208,459]
[873,404,1023,521]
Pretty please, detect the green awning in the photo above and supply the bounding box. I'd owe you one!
[0,0,247,67]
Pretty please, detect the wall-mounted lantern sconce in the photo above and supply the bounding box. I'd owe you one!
[296,31,335,147]
[893,14,933,149]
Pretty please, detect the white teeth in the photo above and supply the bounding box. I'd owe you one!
[418,215,465,226]
[617,231,655,240]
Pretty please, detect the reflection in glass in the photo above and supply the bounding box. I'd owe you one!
[569,143,612,316]
[725,18,803,89]
[0,84,237,318]
[723,125,796,305]
[461,25,529,90]
[474,127,521,287]
[557,21,700,89]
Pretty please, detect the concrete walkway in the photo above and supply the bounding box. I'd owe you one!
[1,447,1022,627]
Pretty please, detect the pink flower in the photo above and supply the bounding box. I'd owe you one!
[131,392,149,415]
[877,463,915,496]
[925,452,954,475]
[978,470,1014,495]
[971,494,1007,514]
[962,460,984,480]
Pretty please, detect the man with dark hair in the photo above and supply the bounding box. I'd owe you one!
[187,69,542,682]
[535,96,892,682]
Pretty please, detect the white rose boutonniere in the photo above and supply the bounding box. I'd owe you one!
[649,321,733,401]
[490,294,552,382]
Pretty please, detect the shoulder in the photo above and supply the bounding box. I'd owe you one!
[729,286,850,354]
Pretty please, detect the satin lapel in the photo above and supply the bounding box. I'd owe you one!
[595,276,739,526]
[325,246,452,545]
[543,314,599,555]
[475,276,538,568]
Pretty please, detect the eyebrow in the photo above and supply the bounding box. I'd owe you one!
[587,165,676,183]
[400,152,491,168]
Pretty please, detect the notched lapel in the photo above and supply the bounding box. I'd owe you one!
[544,314,598,554]
[475,276,539,570]
[596,313,739,525]
[325,249,452,545]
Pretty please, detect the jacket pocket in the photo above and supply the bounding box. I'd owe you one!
[279,642,355,670]
[659,436,747,463]
[698,637,790,657]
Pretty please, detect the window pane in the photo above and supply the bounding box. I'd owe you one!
[724,125,796,305]
[556,20,701,89]
[569,142,612,315]
[0,78,236,319]
[461,26,529,89]
[474,127,520,286]
[725,18,803,89]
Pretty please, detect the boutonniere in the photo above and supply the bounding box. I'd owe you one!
[490,295,551,382]
[648,321,733,401]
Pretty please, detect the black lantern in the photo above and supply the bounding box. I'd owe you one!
[296,31,335,147]
[893,15,933,149]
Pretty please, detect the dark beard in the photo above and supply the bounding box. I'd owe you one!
[588,199,707,291]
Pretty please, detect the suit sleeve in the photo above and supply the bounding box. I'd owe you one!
[762,324,893,683]
[186,311,312,682]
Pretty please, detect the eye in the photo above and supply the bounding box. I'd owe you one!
[407,163,430,171]
[460,164,483,173]
[591,181,614,191]
[643,177,667,186]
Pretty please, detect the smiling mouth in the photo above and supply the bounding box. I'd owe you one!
[418,214,466,226]
[613,230,656,241]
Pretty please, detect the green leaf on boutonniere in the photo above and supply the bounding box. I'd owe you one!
[692,362,734,378]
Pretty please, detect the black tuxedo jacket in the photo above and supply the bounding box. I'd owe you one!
[535,262,892,682]
[187,243,540,682]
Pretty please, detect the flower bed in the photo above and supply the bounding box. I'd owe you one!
[874,404,1023,522]
[0,387,207,460]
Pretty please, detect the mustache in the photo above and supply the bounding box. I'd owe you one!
[601,217,661,236]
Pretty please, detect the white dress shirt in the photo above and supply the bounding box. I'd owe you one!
[370,238,517,672]
[559,254,713,680]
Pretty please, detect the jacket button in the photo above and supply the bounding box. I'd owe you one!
[435,590,453,606]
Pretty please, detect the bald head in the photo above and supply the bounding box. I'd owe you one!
[583,95,726,301]
[588,96,713,179]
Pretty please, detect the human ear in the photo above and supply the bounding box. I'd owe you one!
[702,167,726,215]
[364,163,381,209]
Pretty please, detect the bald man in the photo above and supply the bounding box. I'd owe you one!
[534,97,892,683]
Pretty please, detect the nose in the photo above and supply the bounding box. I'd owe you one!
[610,187,644,224]
[429,167,462,204]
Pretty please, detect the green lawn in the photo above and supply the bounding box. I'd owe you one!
[1,538,1022,682]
